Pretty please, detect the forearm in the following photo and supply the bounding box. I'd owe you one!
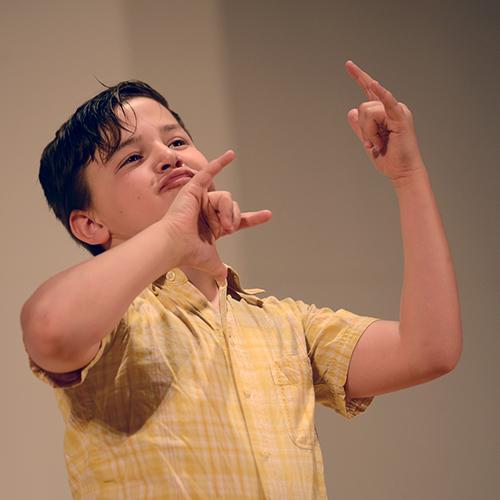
[393,165,462,370]
[22,219,178,365]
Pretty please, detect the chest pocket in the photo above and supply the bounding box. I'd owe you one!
[271,354,316,450]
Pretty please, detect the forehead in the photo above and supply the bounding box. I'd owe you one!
[115,97,177,128]
[91,97,180,168]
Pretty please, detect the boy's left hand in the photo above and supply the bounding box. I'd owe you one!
[345,60,425,184]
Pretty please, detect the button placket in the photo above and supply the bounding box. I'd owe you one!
[214,283,227,345]
[225,307,255,402]
[224,299,277,492]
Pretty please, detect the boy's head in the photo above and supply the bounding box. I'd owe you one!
[39,80,202,256]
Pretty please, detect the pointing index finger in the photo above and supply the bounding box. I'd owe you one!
[192,150,236,189]
[345,60,378,101]
[370,80,402,121]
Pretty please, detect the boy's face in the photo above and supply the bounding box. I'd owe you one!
[77,97,209,249]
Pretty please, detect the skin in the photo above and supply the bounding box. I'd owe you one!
[343,61,462,399]
[21,61,462,401]
[78,98,215,246]
[71,97,271,301]
[21,98,271,372]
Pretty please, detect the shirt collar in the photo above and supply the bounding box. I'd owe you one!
[226,267,265,306]
[151,266,265,306]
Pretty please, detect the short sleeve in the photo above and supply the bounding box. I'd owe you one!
[300,303,379,419]
[28,320,123,389]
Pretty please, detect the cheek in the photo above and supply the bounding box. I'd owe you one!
[188,151,209,172]
[116,172,153,201]
[99,180,150,221]
[118,177,175,218]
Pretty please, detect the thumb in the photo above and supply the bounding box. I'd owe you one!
[347,108,363,141]
[347,108,373,150]
[238,210,272,230]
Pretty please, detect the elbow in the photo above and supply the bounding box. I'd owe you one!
[428,329,463,376]
[433,352,460,376]
[21,295,63,361]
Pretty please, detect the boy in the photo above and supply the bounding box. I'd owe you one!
[22,61,462,499]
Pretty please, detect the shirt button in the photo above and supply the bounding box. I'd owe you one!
[243,390,251,399]
[166,271,176,282]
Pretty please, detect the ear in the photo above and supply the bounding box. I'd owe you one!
[69,209,111,247]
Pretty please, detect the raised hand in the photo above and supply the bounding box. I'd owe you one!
[161,150,272,282]
[345,60,425,183]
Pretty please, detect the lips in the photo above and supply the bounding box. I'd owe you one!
[159,167,194,192]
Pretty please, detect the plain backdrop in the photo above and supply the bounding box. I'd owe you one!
[2,1,498,498]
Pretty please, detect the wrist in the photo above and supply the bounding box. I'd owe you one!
[151,218,183,270]
[390,161,429,193]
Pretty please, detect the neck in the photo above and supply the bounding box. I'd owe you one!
[180,266,220,306]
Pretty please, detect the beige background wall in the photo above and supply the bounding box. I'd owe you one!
[2,1,498,499]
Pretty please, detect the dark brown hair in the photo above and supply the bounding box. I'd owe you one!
[39,80,188,255]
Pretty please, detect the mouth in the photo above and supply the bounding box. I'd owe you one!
[159,168,195,193]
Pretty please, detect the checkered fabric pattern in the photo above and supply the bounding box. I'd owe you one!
[30,267,378,499]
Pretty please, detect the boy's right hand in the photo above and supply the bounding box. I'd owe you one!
[21,151,270,374]
[160,150,272,283]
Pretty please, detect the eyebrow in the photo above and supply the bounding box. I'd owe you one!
[110,123,183,162]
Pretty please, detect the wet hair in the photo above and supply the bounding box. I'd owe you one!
[38,80,188,256]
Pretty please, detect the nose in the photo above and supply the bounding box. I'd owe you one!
[159,158,183,172]
[155,145,183,173]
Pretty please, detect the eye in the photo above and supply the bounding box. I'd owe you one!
[120,153,142,167]
[169,138,187,148]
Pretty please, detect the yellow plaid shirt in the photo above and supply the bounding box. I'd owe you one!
[30,267,378,499]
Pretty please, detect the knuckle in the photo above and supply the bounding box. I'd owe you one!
[358,102,371,113]
[399,102,412,116]
[219,190,232,200]
[359,101,383,117]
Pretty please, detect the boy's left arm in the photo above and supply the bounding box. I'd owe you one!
[343,61,462,400]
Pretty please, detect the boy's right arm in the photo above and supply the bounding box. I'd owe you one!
[21,218,184,374]
[21,150,271,374]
